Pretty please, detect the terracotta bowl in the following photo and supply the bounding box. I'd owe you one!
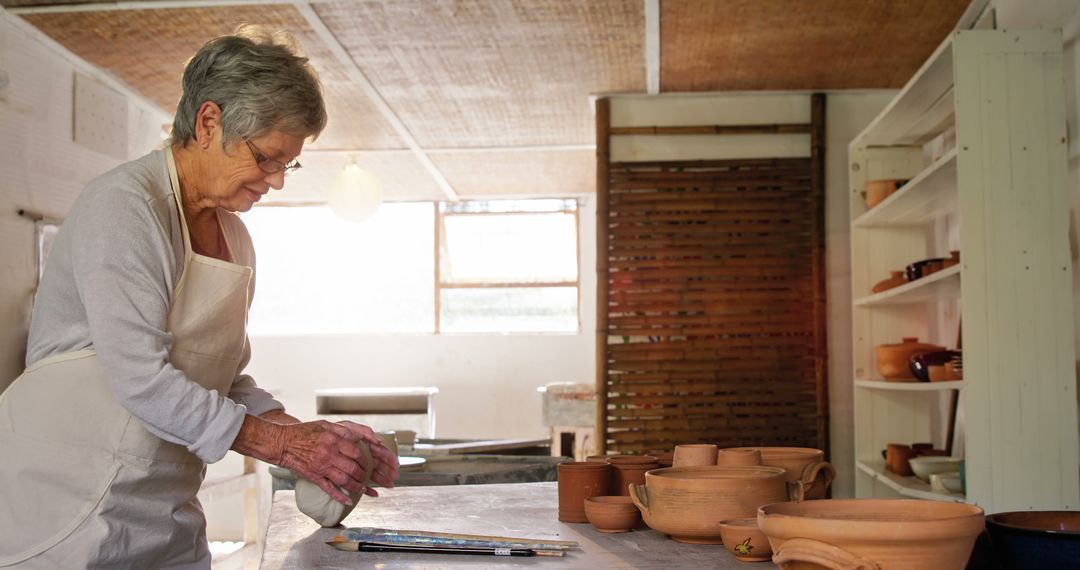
[758,499,985,570]
[584,495,641,533]
[875,337,945,381]
[716,448,762,467]
[718,518,773,563]
[725,447,835,500]
[629,466,788,544]
[672,444,718,467]
[986,511,1080,570]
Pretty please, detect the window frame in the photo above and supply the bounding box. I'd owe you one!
[434,200,582,334]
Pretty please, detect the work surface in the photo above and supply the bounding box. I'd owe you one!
[261,482,776,569]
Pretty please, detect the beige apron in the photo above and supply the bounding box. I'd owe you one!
[0,148,252,568]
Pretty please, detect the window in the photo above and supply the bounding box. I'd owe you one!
[241,199,579,335]
[438,199,580,333]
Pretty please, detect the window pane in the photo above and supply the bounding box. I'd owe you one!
[442,212,578,283]
[441,198,576,214]
[440,287,578,333]
[240,204,434,335]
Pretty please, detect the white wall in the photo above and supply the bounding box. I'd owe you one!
[0,12,163,392]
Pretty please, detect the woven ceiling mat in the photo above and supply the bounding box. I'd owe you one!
[660,0,971,91]
[21,6,404,150]
[313,0,644,149]
[595,96,828,456]
[430,148,594,198]
[260,151,444,204]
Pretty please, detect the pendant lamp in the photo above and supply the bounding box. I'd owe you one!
[328,163,383,222]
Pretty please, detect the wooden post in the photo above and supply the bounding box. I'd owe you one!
[595,97,610,456]
[810,92,830,457]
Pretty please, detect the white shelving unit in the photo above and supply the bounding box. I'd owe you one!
[849,29,1078,513]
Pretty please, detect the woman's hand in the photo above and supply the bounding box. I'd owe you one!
[334,420,401,495]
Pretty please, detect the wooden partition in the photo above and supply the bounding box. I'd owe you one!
[596,95,828,455]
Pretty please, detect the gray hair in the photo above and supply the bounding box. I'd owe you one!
[170,24,327,148]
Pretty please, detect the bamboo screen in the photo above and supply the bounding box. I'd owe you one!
[595,94,827,455]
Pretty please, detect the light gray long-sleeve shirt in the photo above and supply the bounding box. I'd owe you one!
[25,149,283,463]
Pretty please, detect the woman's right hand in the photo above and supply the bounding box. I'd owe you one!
[274,420,375,505]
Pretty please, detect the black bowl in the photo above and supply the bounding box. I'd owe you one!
[909,350,962,381]
[986,511,1080,570]
[904,258,946,281]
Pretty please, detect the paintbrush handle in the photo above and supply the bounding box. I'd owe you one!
[338,541,536,557]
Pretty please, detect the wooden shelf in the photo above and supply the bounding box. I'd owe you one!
[855,380,963,391]
[856,460,966,503]
[852,148,958,228]
[852,34,955,147]
[853,264,960,307]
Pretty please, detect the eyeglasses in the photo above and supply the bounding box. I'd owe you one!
[244,138,302,175]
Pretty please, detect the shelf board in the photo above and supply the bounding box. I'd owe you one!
[853,264,960,307]
[853,148,958,228]
[855,380,963,391]
[852,33,955,148]
[856,460,966,503]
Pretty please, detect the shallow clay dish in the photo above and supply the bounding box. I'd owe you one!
[718,518,773,562]
[584,495,641,533]
[759,498,984,570]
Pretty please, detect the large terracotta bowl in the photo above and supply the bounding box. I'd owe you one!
[726,447,836,500]
[629,466,789,545]
[758,499,985,570]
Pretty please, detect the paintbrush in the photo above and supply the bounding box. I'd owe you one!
[327,540,557,557]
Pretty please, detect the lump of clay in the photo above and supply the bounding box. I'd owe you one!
[295,441,374,528]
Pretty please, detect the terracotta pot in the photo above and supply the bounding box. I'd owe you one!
[871,270,907,294]
[875,337,945,381]
[584,495,641,533]
[652,451,674,467]
[672,444,718,468]
[759,499,984,570]
[943,250,961,268]
[727,447,836,500]
[629,466,789,544]
[864,179,907,209]
[910,350,962,381]
[905,258,947,281]
[719,518,773,563]
[716,448,762,467]
[557,462,611,523]
[610,456,659,496]
[884,443,916,476]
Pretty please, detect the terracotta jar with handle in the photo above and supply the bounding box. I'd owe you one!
[725,447,836,500]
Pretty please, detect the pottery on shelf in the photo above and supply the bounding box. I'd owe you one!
[871,270,907,294]
[986,511,1080,570]
[884,443,917,476]
[943,250,961,268]
[629,466,789,544]
[864,179,907,209]
[718,518,773,563]
[905,258,947,281]
[557,461,612,523]
[726,446,835,500]
[584,495,641,533]
[672,444,718,468]
[652,451,675,467]
[875,337,946,381]
[758,499,985,570]
[908,456,963,482]
[610,455,660,497]
[910,350,962,382]
[716,448,762,467]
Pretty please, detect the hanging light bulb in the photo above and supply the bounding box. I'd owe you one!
[328,162,383,222]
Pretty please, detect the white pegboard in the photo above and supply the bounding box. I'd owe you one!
[73,72,128,160]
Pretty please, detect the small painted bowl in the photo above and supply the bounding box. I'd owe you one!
[718,517,772,562]
[584,495,641,533]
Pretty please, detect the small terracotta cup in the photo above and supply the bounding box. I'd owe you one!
[885,444,916,476]
[672,444,718,468]
[716,448,762,467]
[557,462,612,523]
[610,456,659,496]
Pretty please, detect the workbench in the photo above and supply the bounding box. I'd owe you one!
[260,482,776,569]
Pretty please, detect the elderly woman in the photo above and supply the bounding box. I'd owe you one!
[0,26,398,568]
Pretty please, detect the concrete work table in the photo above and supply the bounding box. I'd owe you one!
[260,482,776,569]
